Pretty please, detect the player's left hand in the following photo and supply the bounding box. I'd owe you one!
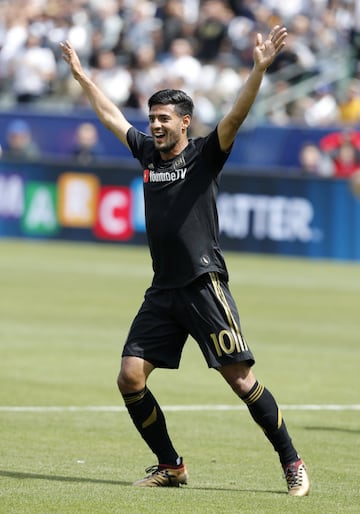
[253,25,288,72]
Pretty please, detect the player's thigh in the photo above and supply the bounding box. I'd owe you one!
[122,289,188,369]
[180,273,255,368]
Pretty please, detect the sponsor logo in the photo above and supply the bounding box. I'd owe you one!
[143,168,187,183]
[218,193,322,242]
[0,171,145,241]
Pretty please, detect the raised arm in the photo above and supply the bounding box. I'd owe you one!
[60,40,132,149]
[217,25,288,152]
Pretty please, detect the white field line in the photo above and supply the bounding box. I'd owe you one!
[0,404,360,413]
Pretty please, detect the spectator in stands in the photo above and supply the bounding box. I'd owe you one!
[320,128,360,178]
[261,0,310,21]
[93,0,124,51]
[226,14,256,68]
[0,5,28,91]
[161,37,202,94]
[337,80,360,125]
[121,1,159,55]
[194,0,233,62]
[332,140,360,178]
[201,55,247,118]
[129,44,166,113]
[91,48,133,107]
[71,122,105,165]
[286,15,318,79]
[298,141,334,177]
[303,84,339,127]
[2,119,41,160]
[155,0,188,53]
[320,128,360,154]
[9,33,57,103]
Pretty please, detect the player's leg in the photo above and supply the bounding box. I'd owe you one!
[117,288,188,486]
[218,361,310,496]
[219,361,299,466]
[179,273,309,496]
[117,355,181,466]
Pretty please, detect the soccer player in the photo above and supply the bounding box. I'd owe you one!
[60,25,310,496]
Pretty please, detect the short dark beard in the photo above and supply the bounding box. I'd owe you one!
[154,139,177,154]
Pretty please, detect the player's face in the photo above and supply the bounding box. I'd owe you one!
[148,104,189,158]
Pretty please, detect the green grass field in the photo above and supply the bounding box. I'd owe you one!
[0,239,359,513]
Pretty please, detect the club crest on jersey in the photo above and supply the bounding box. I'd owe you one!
[173,154,186,169]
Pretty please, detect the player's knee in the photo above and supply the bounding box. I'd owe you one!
[219,361,255,396]
[117,369,139,394]
[116,357,147,394]
[116,370,125,392]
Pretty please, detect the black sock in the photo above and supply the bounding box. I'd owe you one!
[241,381,298,466]
[122,386,179,465]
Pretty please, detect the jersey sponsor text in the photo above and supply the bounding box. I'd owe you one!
[144,168,187,183]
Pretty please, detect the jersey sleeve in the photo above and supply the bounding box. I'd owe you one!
[196,126,232,176]
[126,126,153,166]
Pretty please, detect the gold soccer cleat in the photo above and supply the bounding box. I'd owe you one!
[133,460,188,487]
[284,458,310,497]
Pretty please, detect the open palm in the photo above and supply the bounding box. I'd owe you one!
[253,25,288,71]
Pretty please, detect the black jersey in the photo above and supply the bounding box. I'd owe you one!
[127,126,230,289]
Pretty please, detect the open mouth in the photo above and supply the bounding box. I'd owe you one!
[154,132,165,142]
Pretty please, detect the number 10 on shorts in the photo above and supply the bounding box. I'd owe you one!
[210,329,243,357]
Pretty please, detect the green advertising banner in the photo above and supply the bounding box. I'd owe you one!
[22,182,59,236]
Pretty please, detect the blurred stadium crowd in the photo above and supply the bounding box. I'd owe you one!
[1,0,360,133]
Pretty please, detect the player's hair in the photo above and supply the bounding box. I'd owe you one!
[148,89,194,117]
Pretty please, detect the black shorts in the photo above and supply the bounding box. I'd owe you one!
[122,272,255,369]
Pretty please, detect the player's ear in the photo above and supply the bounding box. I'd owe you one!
[182,114,191,131]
